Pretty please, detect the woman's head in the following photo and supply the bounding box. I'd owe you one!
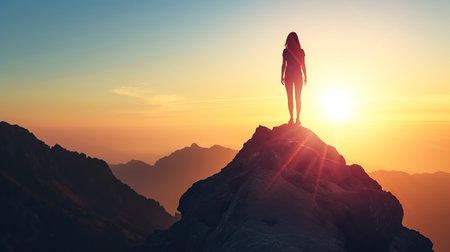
[285,32,302,53]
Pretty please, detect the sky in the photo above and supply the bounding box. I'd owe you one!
[1,0,449,172]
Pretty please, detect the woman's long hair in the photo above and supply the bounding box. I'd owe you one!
[285,32,302,56]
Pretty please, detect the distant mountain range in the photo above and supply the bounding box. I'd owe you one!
[370,170,450,252]
[109,143,237,214]
[0,122,177,252]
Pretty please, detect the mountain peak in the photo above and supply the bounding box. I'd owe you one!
[190,143,200,148]
[127,159,151,166]
[111,142,238,214]
[134,124,433,252]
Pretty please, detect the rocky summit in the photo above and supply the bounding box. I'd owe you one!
[132,124,433,252]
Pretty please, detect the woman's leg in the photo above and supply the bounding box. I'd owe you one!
[285,80,294,123]
[294,80,303,123]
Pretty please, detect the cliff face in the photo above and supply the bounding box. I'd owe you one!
[133,124,433,252]
[0,122,177,252]
[370,171,450,252]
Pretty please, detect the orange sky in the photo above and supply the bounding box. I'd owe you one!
[1,1,449,173]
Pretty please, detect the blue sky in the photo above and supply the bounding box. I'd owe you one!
[1,0,449,90]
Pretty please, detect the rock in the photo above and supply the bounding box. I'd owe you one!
[132,124,433,252]
[0,121,177,252]
[370,170,450,252]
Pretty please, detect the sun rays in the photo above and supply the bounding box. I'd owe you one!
[263,129,334,205]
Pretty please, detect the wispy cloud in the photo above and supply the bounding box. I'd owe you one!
[181,96,283,104]
[111,86,152,98]
[112,86,185,106]
[112,85,282,107]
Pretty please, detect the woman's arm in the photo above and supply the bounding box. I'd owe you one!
[281,59,286,85]
[301,59,307,85]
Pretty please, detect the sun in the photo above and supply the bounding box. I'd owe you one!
[321,89,354,121]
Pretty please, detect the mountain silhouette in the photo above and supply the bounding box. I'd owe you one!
[131,124,433,252]
[370,170,450,252]
[0,122,177,252]
[110,143,237,214]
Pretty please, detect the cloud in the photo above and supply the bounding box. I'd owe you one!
[111,86,152,98]
[181,96,283,104]
[112,86,185,106]
[112,85,282,107]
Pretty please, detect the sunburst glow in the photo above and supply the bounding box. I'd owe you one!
[321,89,354,121]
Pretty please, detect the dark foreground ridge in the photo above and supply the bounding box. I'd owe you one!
[133,124,433,252]
[0,122,177,252]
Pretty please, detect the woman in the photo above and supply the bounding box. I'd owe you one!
[281,32,307,125]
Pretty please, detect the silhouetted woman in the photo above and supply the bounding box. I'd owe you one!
[281,32,307,125]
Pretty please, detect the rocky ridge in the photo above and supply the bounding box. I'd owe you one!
[133,124,433,252]
[0,122,177,252]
